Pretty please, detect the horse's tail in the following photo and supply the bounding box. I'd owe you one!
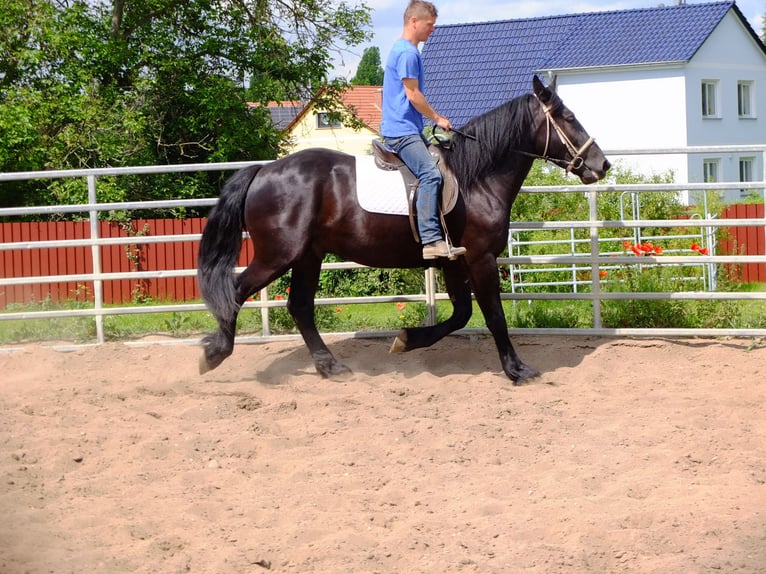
[197,164,262,323]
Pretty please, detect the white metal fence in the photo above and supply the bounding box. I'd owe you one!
[2,146,766,346]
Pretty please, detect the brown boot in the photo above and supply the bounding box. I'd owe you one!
[422,240,467,260]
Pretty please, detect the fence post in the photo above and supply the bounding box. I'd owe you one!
[87,175,105,343]
[260,287,270,336]
[588,190,602,329]
[425,267,437,325]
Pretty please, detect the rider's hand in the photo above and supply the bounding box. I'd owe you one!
[434,114,452,132]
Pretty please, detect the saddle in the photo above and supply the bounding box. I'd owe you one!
[371,139,459,243]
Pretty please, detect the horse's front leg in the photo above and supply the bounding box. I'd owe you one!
[390,262,473,352]
[288,254,352,380]
[468,254,540,384]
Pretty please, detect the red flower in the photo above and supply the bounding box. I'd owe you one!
[698,247,709,255]
[622,240,632,249]
[654,246,664,255]
[599,270,608,278]
[335,307,343,313]
[396,302,406,311]
[630,245,643,256]
[690,243,700,252]
[274,294,284,301]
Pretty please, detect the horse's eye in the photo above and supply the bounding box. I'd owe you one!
[565,114,575,123]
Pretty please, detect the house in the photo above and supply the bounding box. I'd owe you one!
[281,85,382,156]
[422,0,766,203]
[247,100,303,131]
[267,101,304,131]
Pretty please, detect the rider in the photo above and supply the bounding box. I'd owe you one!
[380,0,466,260]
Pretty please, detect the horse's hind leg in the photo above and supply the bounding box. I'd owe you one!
[390,262,473,352]
[200,313,238,374]
[288,253,352,380]
[200,261,283,374]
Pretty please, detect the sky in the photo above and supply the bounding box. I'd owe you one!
[334,0,766,78]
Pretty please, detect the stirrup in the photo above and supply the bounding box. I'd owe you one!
[440,211,465,260]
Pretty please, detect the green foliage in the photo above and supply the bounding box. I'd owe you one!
[515,161,681,224]
[0,0,373,213]
[507,162,686,293]
[351,47,384,86]
[506,301,592,329]
[600,263,741,329]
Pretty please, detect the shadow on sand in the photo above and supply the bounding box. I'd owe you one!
[241,333,608,386]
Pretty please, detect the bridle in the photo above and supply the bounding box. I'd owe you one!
[508,95,595,173]
[538,97,595,173]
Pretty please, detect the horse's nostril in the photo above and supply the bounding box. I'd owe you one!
[603,160,612,172]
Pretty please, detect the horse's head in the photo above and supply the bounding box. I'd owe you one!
[531,75,610,184]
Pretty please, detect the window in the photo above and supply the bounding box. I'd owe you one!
[701,80,719,117]
[739,157,754,198]
[316,112,342,129]
[737,81,754,117]
[703,159,719,183]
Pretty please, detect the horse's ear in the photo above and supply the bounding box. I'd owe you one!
[532,75,552,103]
[549,75,558,93]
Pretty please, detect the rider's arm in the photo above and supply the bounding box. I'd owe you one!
[402,78,452,131]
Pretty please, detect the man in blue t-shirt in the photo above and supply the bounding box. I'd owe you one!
[380,0,466,260]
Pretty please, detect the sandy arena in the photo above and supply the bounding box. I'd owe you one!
[1,334,765,573]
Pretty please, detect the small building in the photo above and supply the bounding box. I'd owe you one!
[281,85,382,156]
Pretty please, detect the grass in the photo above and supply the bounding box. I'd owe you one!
[1,283,765,345]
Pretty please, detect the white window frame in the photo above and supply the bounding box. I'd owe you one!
[738,157,754,197]
[316,112,342,129]
[701,80,720,118]
[737,80,755,118]
[703,158,720,183]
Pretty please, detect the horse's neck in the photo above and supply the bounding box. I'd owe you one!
[486,154,534,201]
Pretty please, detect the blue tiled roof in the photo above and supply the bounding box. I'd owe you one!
[422,1,760,126]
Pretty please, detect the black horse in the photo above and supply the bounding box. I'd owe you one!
[197,76,610,383]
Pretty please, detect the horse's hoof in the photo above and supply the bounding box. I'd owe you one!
[511,364,541,385]
[199,353,212,375]
[316,362,353,381]
[389,331,408,353]
[330,364,354,382]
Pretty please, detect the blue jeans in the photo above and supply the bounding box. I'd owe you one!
[384,134,443,245]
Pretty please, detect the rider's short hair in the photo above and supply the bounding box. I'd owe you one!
[404,0,438,24]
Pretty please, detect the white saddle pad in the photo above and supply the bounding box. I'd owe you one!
[355,156,409,216]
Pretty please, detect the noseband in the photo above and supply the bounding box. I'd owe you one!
[516,95,593,173]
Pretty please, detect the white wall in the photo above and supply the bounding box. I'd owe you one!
[684,11,766,202]
[685,11,766,146]
[553,68,689,182]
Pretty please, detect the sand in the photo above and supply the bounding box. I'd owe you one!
[1,334,765,573]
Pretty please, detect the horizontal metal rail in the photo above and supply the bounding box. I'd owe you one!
[2,146,765,345]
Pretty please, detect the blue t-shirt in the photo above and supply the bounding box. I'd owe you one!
[380,39,425,138]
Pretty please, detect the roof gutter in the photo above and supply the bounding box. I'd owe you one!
[536,60,687,75]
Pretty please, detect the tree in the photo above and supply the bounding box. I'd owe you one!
[351,47,384,86]
[0,0,372,212]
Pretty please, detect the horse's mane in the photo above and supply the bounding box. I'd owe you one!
[442,93,537,191]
